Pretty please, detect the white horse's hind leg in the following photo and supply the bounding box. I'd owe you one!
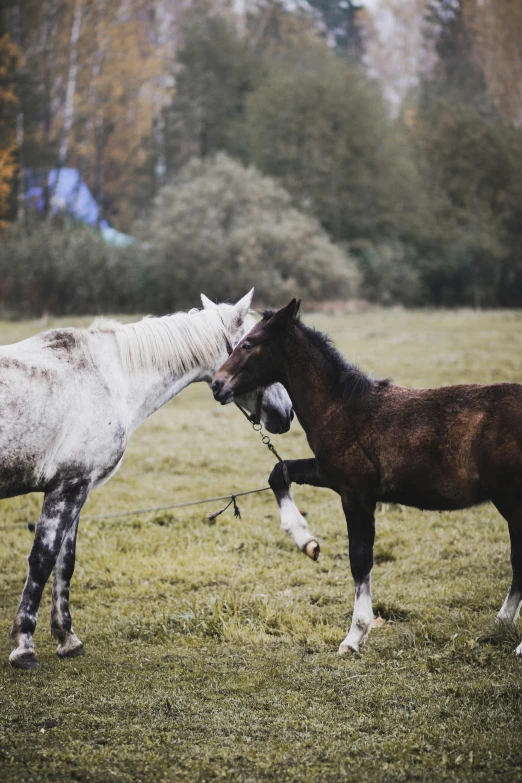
[51,513,84,658]
[9,481,89,670]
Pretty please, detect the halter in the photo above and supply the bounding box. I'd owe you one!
[221,320,264,426]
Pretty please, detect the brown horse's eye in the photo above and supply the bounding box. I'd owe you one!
[243,342,254,351]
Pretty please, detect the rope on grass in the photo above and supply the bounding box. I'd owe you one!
[0,486,272,533]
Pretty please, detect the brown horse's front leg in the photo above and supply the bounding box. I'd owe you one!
[338,491,377,654]
[268,459,338,561]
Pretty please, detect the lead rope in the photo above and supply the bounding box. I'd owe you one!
[251,420,291,488]
[233,390,291,488]
[206,419,290,522]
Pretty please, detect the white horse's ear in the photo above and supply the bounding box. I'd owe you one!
[233,288,254,319]
[201,294,218,309]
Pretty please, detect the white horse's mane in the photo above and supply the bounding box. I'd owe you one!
[89,309,232,375]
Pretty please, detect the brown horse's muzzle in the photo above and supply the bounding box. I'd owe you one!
[211,375,235,404]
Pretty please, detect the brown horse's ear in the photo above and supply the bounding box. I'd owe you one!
[267,298,300,329]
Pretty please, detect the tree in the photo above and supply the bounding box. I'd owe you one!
[462,0,522,126]
[242,41,424,245]
[163,12,260,171]
[0,33,21,231]
[361,0,435,110]
[406,0,522,306]
[139,153,360,310]
[307,0,364,54]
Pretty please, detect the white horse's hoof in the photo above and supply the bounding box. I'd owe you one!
[515,642,522,658]
[372,617,386,628]
[57,633,84,659]
[9,648,39,670]
[338,642,358,655]
[304,539,320,561]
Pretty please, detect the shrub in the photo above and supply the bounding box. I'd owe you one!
[351,240,424,306]
[139,153,360,310]
[0,222,146,317]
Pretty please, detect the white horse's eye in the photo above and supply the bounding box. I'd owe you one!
[188,308,199,315]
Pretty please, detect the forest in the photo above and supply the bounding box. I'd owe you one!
[1,0,522,314]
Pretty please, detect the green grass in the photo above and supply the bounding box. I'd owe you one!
[2,309,522,782]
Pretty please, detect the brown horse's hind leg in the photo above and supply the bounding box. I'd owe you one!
[338,491,376,654]
[51,513,84,658]
[492,500,522,655]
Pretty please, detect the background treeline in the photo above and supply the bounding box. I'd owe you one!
[1,0,522,315]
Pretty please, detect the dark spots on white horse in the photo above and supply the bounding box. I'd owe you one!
[11,480,90,666]
[42,329,90,370]
[44,330,78,352]
[0,453,42,498]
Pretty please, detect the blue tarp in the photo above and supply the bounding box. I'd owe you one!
[24,168,135,246]
[25,168,100,225]
[99,220,135,248]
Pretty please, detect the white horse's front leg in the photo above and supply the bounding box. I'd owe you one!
[268,460,321,560]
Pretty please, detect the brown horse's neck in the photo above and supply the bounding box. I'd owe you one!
[278,324,364,442]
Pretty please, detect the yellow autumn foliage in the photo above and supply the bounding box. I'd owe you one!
[0,34,21,230]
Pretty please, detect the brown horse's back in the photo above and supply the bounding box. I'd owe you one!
[362,382,522,511]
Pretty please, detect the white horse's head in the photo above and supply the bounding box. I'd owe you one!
[200,289,294,434]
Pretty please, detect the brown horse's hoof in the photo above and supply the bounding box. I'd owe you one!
[304,539,320,561]
[9,649,39,670]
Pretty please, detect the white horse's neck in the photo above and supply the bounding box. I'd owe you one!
[89,310,232,434]
[124,364,213,433]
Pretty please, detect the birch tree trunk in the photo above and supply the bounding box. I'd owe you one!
[48,0,82,218]
[153,0,176,188]
[11,3,24,222]
[58,0,83,168]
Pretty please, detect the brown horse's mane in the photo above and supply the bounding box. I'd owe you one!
[262,309,388,403]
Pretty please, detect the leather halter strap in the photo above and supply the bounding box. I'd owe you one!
[234,387,264,426]
[220,316,264,426]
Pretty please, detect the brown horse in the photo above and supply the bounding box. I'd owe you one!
[212,299,522,656]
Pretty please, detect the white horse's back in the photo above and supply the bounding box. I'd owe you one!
[0,328,125,497]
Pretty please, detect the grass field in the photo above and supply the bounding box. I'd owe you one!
[1,309,522,782]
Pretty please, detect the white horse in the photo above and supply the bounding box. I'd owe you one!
[6,290,294,670]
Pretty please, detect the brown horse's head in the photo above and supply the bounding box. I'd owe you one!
[212,298,301,404]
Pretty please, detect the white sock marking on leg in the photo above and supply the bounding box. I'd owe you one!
[339,576,374,653]
[279,494,316,551]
